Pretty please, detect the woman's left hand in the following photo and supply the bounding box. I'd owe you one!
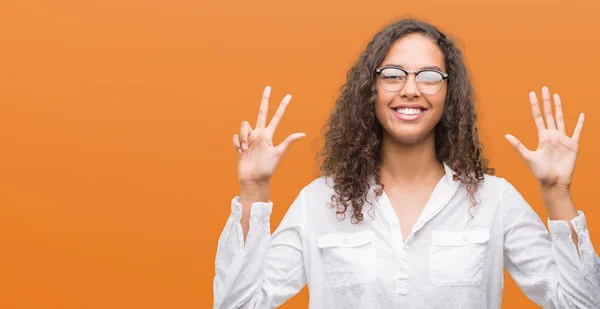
[505,86,585,191]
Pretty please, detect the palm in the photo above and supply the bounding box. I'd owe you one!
[237,129,280,182]
[233,86,306,184]
[526,130,578,187]
[505,87,585,189]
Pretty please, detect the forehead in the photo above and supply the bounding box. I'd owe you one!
[380,34,445,70]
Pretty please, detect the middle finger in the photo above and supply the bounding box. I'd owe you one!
[542,86,556,130]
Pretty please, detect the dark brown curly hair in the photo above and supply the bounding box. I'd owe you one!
[316,18,494,224]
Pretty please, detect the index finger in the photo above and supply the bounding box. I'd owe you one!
[571,113,585,143]
[256,86,271,129]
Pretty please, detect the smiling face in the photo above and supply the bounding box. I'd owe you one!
[374,33,448,145]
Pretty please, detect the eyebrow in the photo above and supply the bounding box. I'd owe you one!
[381,63,443,71]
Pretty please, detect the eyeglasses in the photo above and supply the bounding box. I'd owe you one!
[374,65,449,95]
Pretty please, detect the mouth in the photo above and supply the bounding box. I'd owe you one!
[390,106,427,121]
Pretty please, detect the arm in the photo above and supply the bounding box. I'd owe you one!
[213,189,308,309]
[502,180,600,308]
[504,87,600,307]
[216,85,307,308]
[541,187,579,250]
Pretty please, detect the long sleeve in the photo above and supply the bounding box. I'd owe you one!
[502,180,600,308]
[212,189,308,309]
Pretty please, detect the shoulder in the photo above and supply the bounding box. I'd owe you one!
[299,175,336,197]
[475,173,525,204]
[478,173,509,191]
[458,173,511,204]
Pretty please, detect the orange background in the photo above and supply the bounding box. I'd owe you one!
[1,0,599,308]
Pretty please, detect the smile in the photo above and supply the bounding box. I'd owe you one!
[394,107,424,115]
[391,107,427,121]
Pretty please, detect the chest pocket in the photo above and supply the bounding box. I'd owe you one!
[317,230,376,292]
[430,229,490,286]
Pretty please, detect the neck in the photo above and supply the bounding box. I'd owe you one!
[379,131,444,187]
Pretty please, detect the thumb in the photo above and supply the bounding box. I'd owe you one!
[505,134,532,161]
[276,133,306,156]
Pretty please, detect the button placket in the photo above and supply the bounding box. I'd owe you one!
[396,250,409,295]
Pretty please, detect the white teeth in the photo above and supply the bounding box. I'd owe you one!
[394,108,423,115]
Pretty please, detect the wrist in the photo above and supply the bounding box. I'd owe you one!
[540,184,571,198]
[240,180,271,204]
[540,186,577,221]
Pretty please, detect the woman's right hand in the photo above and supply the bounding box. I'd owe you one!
[233,86,306,187]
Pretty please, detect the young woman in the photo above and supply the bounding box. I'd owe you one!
[212,19,600,309]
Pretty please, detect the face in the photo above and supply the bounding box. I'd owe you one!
[374,34,447,145]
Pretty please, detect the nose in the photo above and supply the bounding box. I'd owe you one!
[399,74,420,99]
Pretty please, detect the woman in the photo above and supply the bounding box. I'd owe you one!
[212,19,600,309]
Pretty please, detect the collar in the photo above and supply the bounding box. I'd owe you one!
[370,161,461,240]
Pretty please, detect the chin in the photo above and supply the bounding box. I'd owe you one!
[387,130,430,145]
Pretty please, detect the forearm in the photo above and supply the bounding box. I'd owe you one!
[214,197,275,309]
[239,181,270,242]
[214,190,307,309]
[541,186,579,249]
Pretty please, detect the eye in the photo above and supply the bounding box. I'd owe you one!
[417,71,443,83]
[381,68,407,80]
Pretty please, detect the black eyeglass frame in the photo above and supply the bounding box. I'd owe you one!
[374,65,449,93]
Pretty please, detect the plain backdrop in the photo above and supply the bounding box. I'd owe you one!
[1,0,599,308]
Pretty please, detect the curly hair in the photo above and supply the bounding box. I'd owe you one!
[316,18,494,224]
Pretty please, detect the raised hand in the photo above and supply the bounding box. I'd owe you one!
[233,86,306,186]
[505,86,585,190]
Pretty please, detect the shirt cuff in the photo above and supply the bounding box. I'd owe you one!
[548,210,587,236]
[230,196,274,218]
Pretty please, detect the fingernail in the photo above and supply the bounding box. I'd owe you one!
[242,142,247,151]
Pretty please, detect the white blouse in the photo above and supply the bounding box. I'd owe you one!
[213,163,600,309]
